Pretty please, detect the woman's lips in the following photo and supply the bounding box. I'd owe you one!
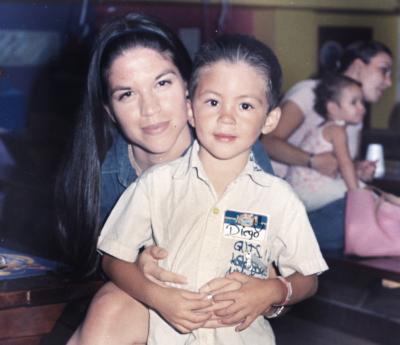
[142,121,170,135]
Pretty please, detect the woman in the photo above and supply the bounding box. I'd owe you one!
[261,41,393,250]
[56,13,274,344]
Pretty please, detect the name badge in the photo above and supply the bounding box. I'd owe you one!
[223,210,268,241]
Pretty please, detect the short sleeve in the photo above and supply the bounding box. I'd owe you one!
[282,80,318,117]
[97,178,154,262]
[271,190,328,277]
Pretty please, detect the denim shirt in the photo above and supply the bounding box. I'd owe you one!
[100,131,274,224]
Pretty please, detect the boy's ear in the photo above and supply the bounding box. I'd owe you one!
[261,107,281,135]
[104,104,116,123]
[186,98,195,128]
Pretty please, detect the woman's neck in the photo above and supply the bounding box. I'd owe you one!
[129,127,192,175]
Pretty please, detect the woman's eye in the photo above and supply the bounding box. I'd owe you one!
[379,66,391,77]
[158,79,171,87]
[240,102,254,110]
[118,91,132,101]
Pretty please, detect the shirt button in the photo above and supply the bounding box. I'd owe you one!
[212,207,219,215]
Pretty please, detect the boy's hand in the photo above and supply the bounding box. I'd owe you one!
[155,287,213,333]
[137,245,187,287]
[198,277,242,328]
[212,272,285,332]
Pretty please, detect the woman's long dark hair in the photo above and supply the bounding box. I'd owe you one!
[317,40,392,78]
[55,13,191,276]
[338,40,392,73]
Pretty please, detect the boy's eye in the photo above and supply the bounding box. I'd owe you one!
[206,99,219,107]
[240,102,254,110]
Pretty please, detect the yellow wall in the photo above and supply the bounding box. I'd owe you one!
[107,1,398,128]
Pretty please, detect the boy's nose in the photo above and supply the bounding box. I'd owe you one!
[218,105,236,123]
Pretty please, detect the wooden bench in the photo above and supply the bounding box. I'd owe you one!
[289,251,400,345]
[0,274,103,345]
[323,250,400,281]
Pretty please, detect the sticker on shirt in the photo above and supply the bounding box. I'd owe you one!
[228,240,268,278]
[223,210,268,242]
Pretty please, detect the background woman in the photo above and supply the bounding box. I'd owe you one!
[261,40,392,251]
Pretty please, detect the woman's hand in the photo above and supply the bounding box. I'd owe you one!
[211,273,285,332]
[197,264,279,329]
[312,152,338,177]
[137,245,187,287]
[154,287,212,333]
[197,277,243,328]
[356,160,376,182]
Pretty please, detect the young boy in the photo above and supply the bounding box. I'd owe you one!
[98,34,328,345]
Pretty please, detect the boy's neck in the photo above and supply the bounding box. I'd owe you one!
[198,147,250,198]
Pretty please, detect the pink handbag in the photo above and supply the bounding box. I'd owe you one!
[344,188,400,257]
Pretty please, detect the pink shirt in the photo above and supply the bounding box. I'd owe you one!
[273,79,362,178]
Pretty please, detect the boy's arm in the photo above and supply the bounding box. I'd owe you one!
[327,125,359,189]
[211,272,318,331]
[102,254,213,333]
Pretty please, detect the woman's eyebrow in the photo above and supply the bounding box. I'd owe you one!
[110,86,131,95]
[155,69,177,80]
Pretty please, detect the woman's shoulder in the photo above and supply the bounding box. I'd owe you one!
[283,79,319,101]
[140,154,188,184]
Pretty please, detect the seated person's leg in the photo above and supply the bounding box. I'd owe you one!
[307,197,345,251]
[67,282,149,345]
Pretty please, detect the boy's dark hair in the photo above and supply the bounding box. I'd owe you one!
[314,74,362,118]
[189,34,282,111]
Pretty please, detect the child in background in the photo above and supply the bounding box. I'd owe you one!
[286,74,366,211]
[98,34,327,345]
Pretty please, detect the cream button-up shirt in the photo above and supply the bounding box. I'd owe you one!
[98,141,328,345]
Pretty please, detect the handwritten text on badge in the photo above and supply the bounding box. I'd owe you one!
[223,210,268,241]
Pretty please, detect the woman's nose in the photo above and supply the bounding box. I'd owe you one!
[141,92,161,117]
[385,74,392,88]
[360,104,366,115]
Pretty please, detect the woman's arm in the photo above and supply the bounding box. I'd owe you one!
[102,254,213,333]
[262,100,338,176]
[326,125,359,190]
[136,245,187,286]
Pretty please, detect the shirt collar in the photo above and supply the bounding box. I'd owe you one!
[173,140,272,187]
